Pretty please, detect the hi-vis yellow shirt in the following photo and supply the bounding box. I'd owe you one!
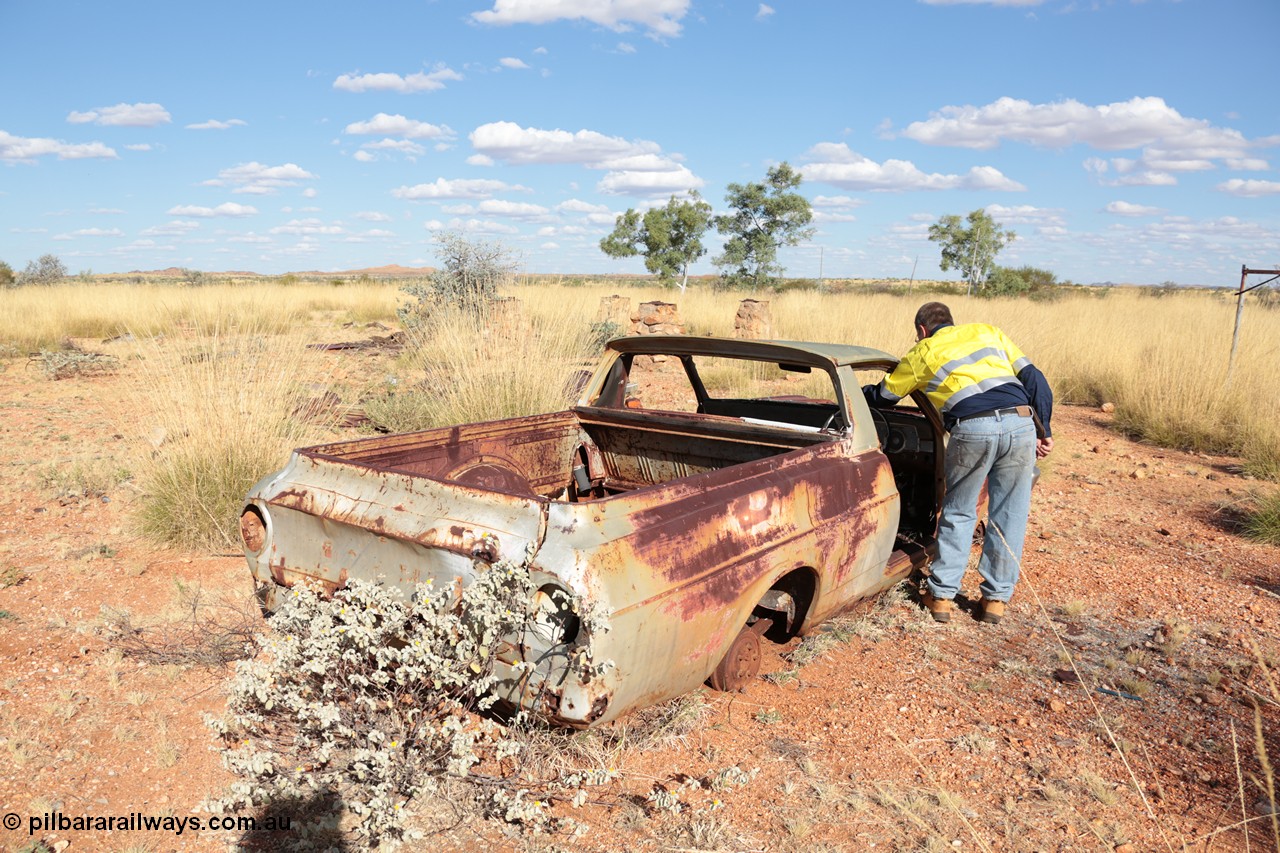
[877,323,1032,415]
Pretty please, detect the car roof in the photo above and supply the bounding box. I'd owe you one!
[606,334,898,369]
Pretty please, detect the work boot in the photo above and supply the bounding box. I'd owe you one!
[921,591,953,623]
[980,599,1006,625]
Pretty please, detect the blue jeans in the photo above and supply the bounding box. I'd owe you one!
[927,411,1038,603]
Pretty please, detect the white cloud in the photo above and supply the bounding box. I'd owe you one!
[356,211,392,222]
[391,177,529,199]
[64,227,123,237]
[597,165,705,196]
[467,154,496,166]
[201,162,316,195]
[1225,158,1270,171]
[0,131,117,162]
[361,138,427,156]
[475,199,551,218]
[898,97,1267,186]
[812,195,866,209]
[541,241,560,249]
[344,113,454,140]
[468,121,703,196]
[302,188,318,199]
[756,4,775,20]
[472,0,691,38]
[440,217,520,235]
[270,219,344,235]
[1105,200,1163,217]
[228,233,272,243]
[167,202,258,218]
[1216,178,1280,197]
[66,102,171,127]
[186,119,247,130]
[472,121,664,166]
[424,219,445,231]
[800,143,1024,192]
[354,150,376,162]
[333,66,463,93]
[499,57,530,69]
[124,143,152,152]
[983,204,1067,234]
[89,207,126,214]
[556,198,611,214]
[141,220,200,236]
[617,42,636,54]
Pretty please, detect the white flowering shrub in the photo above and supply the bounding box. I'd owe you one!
[207,556,601,847]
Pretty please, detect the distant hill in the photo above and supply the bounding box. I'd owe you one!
[118,264,436,278]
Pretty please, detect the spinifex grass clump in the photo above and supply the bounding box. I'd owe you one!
[366,305,597,433]
[127,320,339,550]
[1244,491,1280,545]
[206,560,614,847]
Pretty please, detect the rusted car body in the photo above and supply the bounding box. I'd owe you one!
[240,336,945,727]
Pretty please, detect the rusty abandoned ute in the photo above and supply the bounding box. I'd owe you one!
[240,336,946,727]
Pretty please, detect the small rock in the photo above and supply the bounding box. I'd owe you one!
[1053,669,1081,684]
[1100,402,1115,413]
[53,842,69,853]
[1049,699,1067,713]
[1130,469,1147,479]
[1115,844,1135,853]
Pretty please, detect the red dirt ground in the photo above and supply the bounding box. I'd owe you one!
[1,344,1278,853]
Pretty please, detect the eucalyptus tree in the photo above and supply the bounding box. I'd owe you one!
[599,191,713,292]
[927,209,1016,295]
[712,162,814,288]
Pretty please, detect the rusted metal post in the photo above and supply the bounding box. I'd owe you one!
[1227,265,1248,384]
[1228,266,1280,384]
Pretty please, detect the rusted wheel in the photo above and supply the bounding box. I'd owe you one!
[709,625,762,692]
[972,520,986,545]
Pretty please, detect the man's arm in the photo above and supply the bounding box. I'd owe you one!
[1017,363,1054,456]
[862,381,899,409]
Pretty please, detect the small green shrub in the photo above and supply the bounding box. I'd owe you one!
[1244,491,1280,545]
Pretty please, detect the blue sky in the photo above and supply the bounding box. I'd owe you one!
[2,0,1277,285]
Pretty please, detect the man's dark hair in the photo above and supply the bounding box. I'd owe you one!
[914,302,954,333]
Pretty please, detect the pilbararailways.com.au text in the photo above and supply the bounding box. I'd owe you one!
[13,811,292,836]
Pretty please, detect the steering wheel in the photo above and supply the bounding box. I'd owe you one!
[819,407,846,432]
[869,407,891,447]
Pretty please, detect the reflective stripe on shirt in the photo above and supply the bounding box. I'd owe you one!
[879,323,1031,415]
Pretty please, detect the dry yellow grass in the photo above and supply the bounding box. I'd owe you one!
[506,282,1279,476]
[2,279,1276,478]
[119,318,344,549]
[0,280,400,351]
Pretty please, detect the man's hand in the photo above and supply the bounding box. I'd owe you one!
[1036,436,1054,458]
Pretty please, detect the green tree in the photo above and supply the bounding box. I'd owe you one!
[599,192,713,292]
[713,162,815,288]
[0,261,14,288]
[927,209,1015,295]
[17,253,68,286]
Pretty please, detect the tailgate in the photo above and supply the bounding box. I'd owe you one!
[243,450,547,604]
